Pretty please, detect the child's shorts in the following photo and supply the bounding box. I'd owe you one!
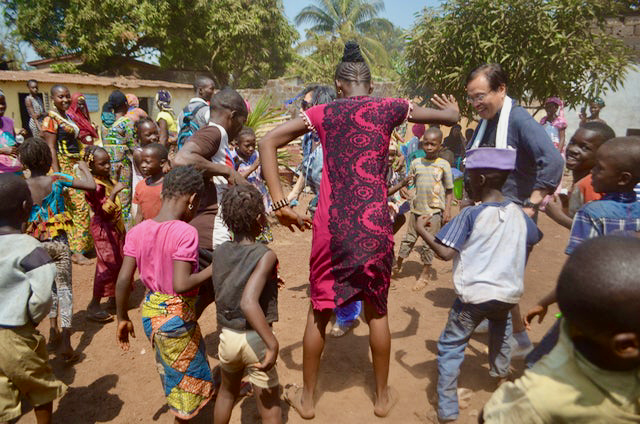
[218,327,279,389]
[0,325,67,421]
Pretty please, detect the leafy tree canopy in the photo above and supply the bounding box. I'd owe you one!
[3,0,298,88]
[288,0,402,84]
[402,0,634,116]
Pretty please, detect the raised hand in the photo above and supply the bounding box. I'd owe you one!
[524,304,548,330]
[431,94,459,113]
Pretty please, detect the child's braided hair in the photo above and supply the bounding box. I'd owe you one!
[161,165,204,200]
[220,184,265,237]
[83,144,107,167]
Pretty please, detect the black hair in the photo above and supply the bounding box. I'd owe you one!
[108,90,127,110]
[465,128,475,140]
[161,165,204,200]
[27,79,37,87]
[134,116,156,134]
[83,145,109,167]
[101,101,113,114]
[424,126,443,140]
[19,137,52,173]
[558,236,640,336]
[142,143,168,161]
[334,41,371,84]
[236,126,256,140]
[300,84,320,98]
[210,87,248,118]
[452,124,462,130]
[466,63,508,91]
[599,136,640,181]
[194,75,215,92]
[50,84,69,95]
[469,167,510,190]
[580,121,616,144]
[311,85,336,106]
[0,173,31,220]
[220,184,265,237]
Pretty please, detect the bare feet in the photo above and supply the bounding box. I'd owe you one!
[374,386,398,417]
[48,327,61,350]
[412,279,429,291]
[393,257,404,275]
[71,253,92,265]
[284,384,315,420]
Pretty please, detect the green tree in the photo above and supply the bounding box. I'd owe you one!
[402,0,633,116]
[290,0,400,83]
[2,0,297,87]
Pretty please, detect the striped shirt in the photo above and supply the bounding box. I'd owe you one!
[409,157,453,215]
[566,191,640,255]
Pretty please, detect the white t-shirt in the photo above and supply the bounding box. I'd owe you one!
[436,201,541,304]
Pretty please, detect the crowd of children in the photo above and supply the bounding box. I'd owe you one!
[2,39,640,424]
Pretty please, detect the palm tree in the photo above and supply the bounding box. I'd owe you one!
[294,0,394,67]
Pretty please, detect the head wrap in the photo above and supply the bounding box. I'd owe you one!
[126,93,139,110]
[108,90,127,110]
[540,96,568,130]
[67,93,98,141]
[155,90,172,111]
[412,124,426,138]
[592,97,605,107]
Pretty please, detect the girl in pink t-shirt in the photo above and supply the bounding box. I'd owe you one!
[114,165,214,421]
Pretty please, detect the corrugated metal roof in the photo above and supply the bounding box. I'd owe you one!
[0,70,191,89]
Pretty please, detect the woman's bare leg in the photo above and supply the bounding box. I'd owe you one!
[300,306,332,416]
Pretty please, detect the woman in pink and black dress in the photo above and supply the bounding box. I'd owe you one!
[258,41,460,419]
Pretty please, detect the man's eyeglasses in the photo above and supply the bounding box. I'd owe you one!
[466,93,489,104]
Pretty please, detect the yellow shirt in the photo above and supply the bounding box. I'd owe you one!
[483,321,640,423]
[156,110,177,133]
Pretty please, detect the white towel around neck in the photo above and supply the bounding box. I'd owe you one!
[470,95,513,150]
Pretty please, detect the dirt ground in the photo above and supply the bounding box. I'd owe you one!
[16,195,568,424]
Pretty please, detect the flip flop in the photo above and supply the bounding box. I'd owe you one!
[284,384,314,420]
[374,386,399,418]
[86,310,113,323]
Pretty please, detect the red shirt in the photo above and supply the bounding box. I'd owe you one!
[133,179,163,220]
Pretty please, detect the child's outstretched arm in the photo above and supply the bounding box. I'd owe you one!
[523,288,557,330]
[115,256,137,350]
[544,194,573,230]
[173,261,213,293]
[240,250,279,372]
[416,215,457,261]
[409,95,460,127]
[70,160,97,191]
[388,174,412,197]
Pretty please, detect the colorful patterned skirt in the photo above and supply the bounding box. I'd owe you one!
[58,152,93,254]
[103,144,133,229]
[141,292,213,419]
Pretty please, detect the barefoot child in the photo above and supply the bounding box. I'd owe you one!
[259,41,460,419]
[21,137,96,361]
[396,126,454,290]
[415,147,541,422]
[0,173,66,423]
[545,122,615,229]
[134,143,168,223]
[115,165,214,423]
[84,146,127,322]
[483,236,640,422]
[212,184,282,424]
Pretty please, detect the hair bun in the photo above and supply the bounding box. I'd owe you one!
[342,41,365,63]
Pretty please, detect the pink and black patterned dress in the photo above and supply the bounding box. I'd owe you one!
[302,96,411,315]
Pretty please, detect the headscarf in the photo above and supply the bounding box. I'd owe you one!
[101,102,116,128]
[155,90,173,111]
[124,92,148,122]
[67,93,98,142]
[592,97,605,107]
[411,124,425,138]
[540,96,567,130]
[108,90,128,110]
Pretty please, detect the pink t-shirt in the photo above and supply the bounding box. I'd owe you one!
[123,220,199,295]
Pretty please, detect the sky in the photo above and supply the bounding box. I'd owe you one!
[20,0,444,63]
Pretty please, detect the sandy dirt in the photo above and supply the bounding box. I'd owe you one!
[16,195,568,424]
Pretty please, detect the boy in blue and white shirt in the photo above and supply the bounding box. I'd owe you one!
[415,147,541,422]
